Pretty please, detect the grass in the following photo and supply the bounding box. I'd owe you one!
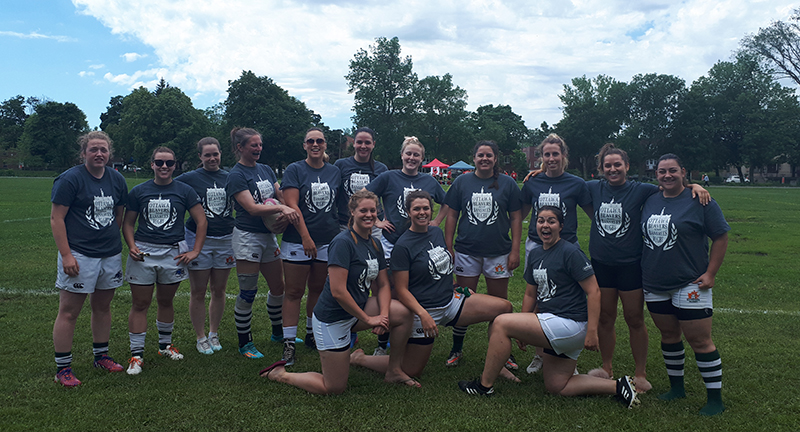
[1,179,799,431]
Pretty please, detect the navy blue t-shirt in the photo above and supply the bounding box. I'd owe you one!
[334,156,388,225]
[226,163,279,234]
[523,239,594,322]
[51,165,128,258]
[313,229,387,324]
[127,180,201,245]
[444,173,522,257]
[587,180,658,264]
[641,188,730,292]
[176,168,234,237]
[390,226,453,309]
[367,170,446,244]
[280,160,340,245]
[521,173,591,244]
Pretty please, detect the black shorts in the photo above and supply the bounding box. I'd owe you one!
[591,259,642,292]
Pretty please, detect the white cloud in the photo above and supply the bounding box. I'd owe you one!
[88,64,105,69]
[73,0,798,129]
[79,71,95,77]
[0,30,75,42]
[121,52,147,62]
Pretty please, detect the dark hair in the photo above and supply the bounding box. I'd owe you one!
[536,133,569,171]
[230,127,261,159]
[536,205,564,226]
[78,131,113,162]
[657,153,690,187]
[151,146,175,163]
[197,137,221,169]
[473,140,501,189]
[404,190,433,214]
[305,127,330,163]
[354,127,376,173]
[596,143,629,173]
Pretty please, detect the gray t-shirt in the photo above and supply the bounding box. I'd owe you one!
[444,173,521,257]
[334,156,388,225]
[226,163,279,234]
[641,188,730,292]
[176,168,234,237]
[127,180,201,245]
[524,240,594,322]
[313,229,386,324]
[51,165,128,257]
[521,172,591,244]
[367,170,445,244]
[390,226,453,309]
[280,160,340,245]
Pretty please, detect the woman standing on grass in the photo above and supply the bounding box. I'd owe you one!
[260,190,416,393]
[585,143,709,392]
[442,140,522,368]
[334,127,388,234]
[279,128,341,366]
[123,147,206,375]
[641,153,729,416]
[458,206,640,410]
[175,137,235,355]
[226,128,300,359]
[51,131,129,387]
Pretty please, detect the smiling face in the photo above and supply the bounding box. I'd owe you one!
[151,151,176,182]
[199,144,221,171]
[304,130,327,160]
[473,145,496,176]
[656,158,686,196]
[353,131,375,163]
[541,143,565,177]
[536,209,562,248]
[239,135,262,164]
[401,143,423,174]
[83,138,110,171]
[602,153,628,186]
[351,197,378,232]
[408,197,431,231]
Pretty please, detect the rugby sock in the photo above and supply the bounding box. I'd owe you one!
[283,326,298,341]
[659,341,686,400]
[55,351,72,371]
[156,320,173,350]
[452,326,467,352]
[267,292,284,338]
[377,332,390,350]
[305,316,313,337]
[696,350,725,416]
[92,342,109,361]
[234,275,258,348]
[129,332,146,358]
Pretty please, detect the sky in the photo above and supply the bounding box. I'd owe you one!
[1,0,797,132]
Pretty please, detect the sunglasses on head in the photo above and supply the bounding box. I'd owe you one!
[153,159,176,167]
[306,138,325,145]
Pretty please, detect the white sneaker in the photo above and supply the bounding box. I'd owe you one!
[196,338,213,355]
[127,356,143,375]
[373,346,388,356]
[526,355,543,374]
[158,345,184,360]
[208,334,222,351]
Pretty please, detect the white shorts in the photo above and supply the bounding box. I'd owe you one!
[410,292,467,338]
[185,228,235,271]
[644,283,713,310]
[379,234,394,260]
[232,227,280,263]
[56,251,123,293]
[454,252,512,279]
[280,241,329,263]
[538,312,587,360]
[125,242,189,285]
[312,314,357,351]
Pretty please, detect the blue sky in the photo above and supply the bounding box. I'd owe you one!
[1,1,796,132]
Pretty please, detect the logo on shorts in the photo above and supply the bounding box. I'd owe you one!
[290,251,297,256]
[112,271,123,283]
[191,261,199,266]
[226,256,235,265]
[596,199,630,238]
[687,290,700,303]
[72,283,84,289]
[493,264,505,275]
[251,253,259,259]
[415,328,425,334]
[338,335,348,341]
[455,265,464,273]
[175,268,185,277]
[274,248,281,257]
[644,208,678,251]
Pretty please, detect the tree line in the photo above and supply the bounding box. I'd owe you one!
[3,10,800,179]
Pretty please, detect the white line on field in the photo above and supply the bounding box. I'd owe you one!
[3,216,49,223]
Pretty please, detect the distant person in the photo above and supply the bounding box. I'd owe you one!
[123,147,207,375]
[703,174,709,187]
[51,131,128,386]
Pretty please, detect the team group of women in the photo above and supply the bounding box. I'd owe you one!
[51,127,729,416]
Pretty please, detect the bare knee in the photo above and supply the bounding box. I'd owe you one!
[622,309,645,329]
[599,309,617,328]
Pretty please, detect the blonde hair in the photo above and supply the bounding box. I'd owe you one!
[537,133,569,171]
[400,136,425,159]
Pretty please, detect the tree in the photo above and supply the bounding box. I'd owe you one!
[17,101,89,169]
[346,37,418,166]
[99,95,124,133]
[224,70,317,170]
[411,74,473,162]
[0,95,30,149]
[740,8,800,86]
[468,104,529,158]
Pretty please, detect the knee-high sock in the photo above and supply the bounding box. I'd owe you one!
[267,292,284,337]
[235,273,259,348]
[156,320,173,349]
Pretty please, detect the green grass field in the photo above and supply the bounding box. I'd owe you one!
[1,178,799,431]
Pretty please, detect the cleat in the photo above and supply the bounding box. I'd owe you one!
[271,334,303,343]
[458,379,494,396]
[93,355,124,372]
[526,355,543,374]
[238,342,264,359]
[445,351,463,367]
[616,376,641,409]
[304,333,317,351]
[281,341,296,366]
[208,335,222,351]
[158,345,184,360]
[196,339,214,355]
[126,356,143,375]
[55,367,81,387]
[373,346,388,356]
[505,354,519,370]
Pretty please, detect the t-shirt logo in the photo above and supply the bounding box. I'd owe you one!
[536,188,568,218]
[306,177,334,213]
[596,199,629,238]
[427,241,453,281]
[467,187,498,225]
[397,184,419,218]
[347,172,371,195]
[533,262,556,302]
[255,176,274,202]
[358,252,380,292]
[644,208,677,250]
[146,194,177,230]
[205,182,228,217]
[86,188,114,229]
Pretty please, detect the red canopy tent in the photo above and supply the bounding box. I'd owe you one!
[422,158,449,176]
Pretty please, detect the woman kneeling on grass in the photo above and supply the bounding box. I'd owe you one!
[350,190,515,380]
[259,190,417,394]
[458,206,640,409]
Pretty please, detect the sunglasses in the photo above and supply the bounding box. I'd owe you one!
[153,159,176,167]
[306,138,326,145]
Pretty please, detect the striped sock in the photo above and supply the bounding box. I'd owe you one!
[156,320,173,350]
[129,332,146,358]
[305,316,313,338]
[267,293,284,338]
[377,332,389,349]
[452,326,467,352]
[696,349,725,415]
[55,351,72,371]
[659,341,686,401]
[93,342,109,361]
[234,284,257,348]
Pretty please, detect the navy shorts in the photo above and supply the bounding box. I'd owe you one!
[591,259,642,292]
